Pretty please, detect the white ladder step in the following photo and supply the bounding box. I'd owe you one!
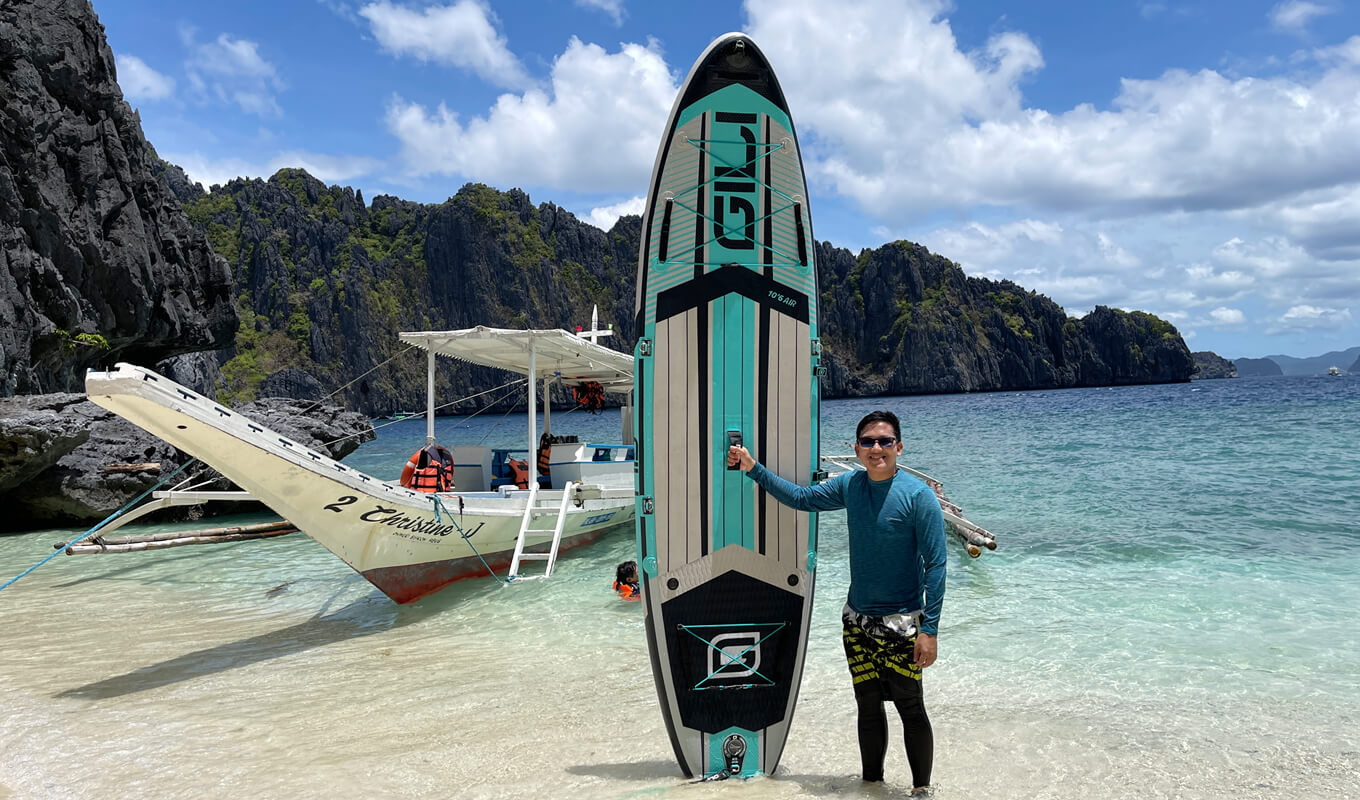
[507,481,578,580]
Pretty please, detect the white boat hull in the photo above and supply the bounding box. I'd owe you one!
[85,364,634,602]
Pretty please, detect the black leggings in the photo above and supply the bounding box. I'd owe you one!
[855,677,933,787]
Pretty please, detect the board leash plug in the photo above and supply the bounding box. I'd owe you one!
[723,734,747,776]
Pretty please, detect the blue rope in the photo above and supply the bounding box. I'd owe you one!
[0,458,198,594]
[433,495,509,585]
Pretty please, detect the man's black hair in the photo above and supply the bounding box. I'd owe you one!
[855,410,901,441]
[616,560,638,583]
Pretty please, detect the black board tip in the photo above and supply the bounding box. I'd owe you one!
[677,33,790,117]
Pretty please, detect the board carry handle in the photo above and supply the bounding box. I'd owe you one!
[726,429,743,470]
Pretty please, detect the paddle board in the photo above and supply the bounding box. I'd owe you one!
[633,32,821,780]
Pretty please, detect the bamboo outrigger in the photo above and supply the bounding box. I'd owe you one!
[821,454,998,558]
[57,518,298,554]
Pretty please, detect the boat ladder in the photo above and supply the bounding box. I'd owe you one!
[508,481,578,580]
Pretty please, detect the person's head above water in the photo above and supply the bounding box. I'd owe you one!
[854,410,903,480]
[855,409,901,441]
[616,560,638,584]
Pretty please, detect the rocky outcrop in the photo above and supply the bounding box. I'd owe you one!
[1350,354,1360,374]
[1235,357,1283,377]
[0,393,374,531]
[259,368,327,402]
[1191,351,1238,379]
[0,0,237,397]
[0,393,94,491]
[231,397,374,460]
[154,352,224,397]
[184,176,638,414]
[815,240,1194,395]
[183,176,1193,412]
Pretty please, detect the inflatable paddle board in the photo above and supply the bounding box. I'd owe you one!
[633,32,821,780]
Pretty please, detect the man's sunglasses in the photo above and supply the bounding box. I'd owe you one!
[857,436,897,449]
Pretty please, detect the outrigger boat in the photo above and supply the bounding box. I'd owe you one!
[81,323,637,603]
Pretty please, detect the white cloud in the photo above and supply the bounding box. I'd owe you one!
[1269,1,1335,34]
[1138,2,1194,19]
[921,219,1063,273]
[182,30,285,116]
[745,1,1360,222]
[1097,232,1140,269]
[270,151,385,183]
[384,37,675,193]
[359,1,532,89]
[165,150,382,190]
[1208,307,1247,326]
[576,0,625,26]
[165,152,263,190]
[1268,304,1353,333]
[1182,262,1253,300]
[117,54,176,102]
[584,196,644,230]
[1257,184,1360,261]
[1210,236,1307,280]
[1204,234,1360,306]
[316,0,362,25]
[917,209,1360,328]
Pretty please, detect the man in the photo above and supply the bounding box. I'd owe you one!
[727,410,946,794]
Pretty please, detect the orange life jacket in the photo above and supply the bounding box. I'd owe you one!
[574,381,606,414]
[507,458,529,490]
[400,444,454,493]
[613,580,640,601]
[537,435,552,480]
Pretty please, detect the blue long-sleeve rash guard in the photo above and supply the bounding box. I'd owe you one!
[746,462,947,635]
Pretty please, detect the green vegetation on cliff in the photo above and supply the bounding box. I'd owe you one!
[181,170,1193,414]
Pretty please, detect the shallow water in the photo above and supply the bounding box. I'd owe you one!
[2,376,1358,799]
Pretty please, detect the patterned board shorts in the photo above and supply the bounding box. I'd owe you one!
[842,604,923,694]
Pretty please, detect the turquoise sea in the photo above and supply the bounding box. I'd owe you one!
[1,375,1357,799]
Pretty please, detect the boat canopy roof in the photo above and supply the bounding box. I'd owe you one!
[399,326,633,393]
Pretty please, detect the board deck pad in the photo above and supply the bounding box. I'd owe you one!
[634,32,821,780]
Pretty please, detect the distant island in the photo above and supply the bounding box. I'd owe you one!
[1191,351,1237,379]
[1231,347,1360,377]
[1234,357,1284,377]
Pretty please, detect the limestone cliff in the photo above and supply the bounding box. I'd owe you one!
[1191,351,1238,379]
[185,174,1194,412]
[816,240,1193,395]
[0,0,237,396]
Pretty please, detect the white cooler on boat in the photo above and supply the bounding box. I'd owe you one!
[548,443,627,488]
[449,446,492,492]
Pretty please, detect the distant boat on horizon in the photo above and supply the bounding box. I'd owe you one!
[1328,366,1341,376]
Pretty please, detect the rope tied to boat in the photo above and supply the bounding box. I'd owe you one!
[0,458,199,594]
[431,494,509,585]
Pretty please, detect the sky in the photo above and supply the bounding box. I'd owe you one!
[94,0,1360,360]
